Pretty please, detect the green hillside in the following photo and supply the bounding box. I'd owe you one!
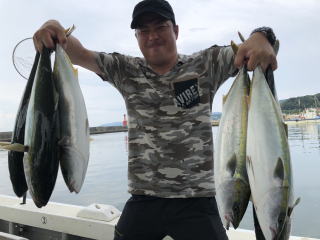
[280,93,320,114]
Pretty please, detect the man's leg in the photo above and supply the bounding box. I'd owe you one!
[114,195,167,240]
[165,197,228,240]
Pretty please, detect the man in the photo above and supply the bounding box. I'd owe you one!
[33,0,277,239]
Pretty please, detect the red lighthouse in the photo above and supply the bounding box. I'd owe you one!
[122,114,128,127]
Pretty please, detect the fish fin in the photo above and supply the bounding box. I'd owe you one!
[244,95,250,108]
[238,31,246,43]
[288,197,301,217]
[246,155,252,169]
[246,95,251,108]
[0,143,28,152]
[227,154,237,176]
[222,94,228,105]
[73,67,78,77]
[283,122,288,138]
[274,157,285,181]
[231,40,239,54]
[58,136,71,146]
[65,24,76,37]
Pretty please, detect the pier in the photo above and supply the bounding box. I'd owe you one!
[0,126,128,142]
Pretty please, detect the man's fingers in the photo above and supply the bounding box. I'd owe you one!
[246,53,258,71]
[271,58,278,71]
[33,35,43,53]
[261,62,269,72]
[56,31,67,49]
[41,30,57,50]
[33,21,67,53]
[261,56,278,72]
[235,48,278,72]
[234,47,247,69]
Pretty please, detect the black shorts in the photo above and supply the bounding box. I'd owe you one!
[114,195,228,240]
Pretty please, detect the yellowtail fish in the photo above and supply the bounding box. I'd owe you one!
[214,67,251,229]
[246,66,298,240]
[53,44,90,193]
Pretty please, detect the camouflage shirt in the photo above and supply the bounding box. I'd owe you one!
[96,45,237,198]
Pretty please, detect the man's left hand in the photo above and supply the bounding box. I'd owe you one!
[234,32,277,72]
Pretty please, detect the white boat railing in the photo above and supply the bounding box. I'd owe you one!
[0,194,318,240]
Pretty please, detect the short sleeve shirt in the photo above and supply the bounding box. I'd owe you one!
[96,45,237,198]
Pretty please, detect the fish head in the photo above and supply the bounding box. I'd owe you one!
[216,178,250,229]
[257,187,290,240]
[276,216,291,240]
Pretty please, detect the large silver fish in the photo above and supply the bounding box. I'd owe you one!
[53,44,90,193]
[246,66,297,240]
[23,47,60,208]
[214,67,251,229]
[7,52,40,197]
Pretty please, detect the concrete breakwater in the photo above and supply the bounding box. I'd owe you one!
[0,126,128,142]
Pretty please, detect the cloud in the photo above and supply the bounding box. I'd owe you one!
[0,0,319,131]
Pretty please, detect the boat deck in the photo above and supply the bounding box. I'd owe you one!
[0,195,317,240]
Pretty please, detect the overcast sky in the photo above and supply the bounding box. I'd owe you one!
[0,0,319,131]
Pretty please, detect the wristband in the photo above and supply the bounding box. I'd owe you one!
[251,27,276,46]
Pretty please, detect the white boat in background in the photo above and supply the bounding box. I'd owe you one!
[285,116,320,124]
[0,195,318,240]
[284,99,320,124]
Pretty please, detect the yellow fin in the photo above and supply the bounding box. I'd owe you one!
[73,67,78,77]
[231,40,239,54]
[238,31,246,43]
[288,197,301,217]
[283,122,288,138]
[246,94,251,108]
[64,25,76,37]
[222,94,228,105]
[0,141,11,146]
[0,143,28,152]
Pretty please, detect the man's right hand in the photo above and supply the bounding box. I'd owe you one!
[33,20,67,53]
[33,20,102,75]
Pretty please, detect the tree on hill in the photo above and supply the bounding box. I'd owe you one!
[280,93,320,114]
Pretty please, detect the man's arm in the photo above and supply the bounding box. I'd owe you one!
[234,29,277,72]
[33,20,102,75]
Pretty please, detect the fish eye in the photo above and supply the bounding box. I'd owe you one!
[233,204,240,214]
[278,212,286,226]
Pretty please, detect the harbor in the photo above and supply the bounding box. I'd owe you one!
[0,126,128,142]
[0,123,319,239]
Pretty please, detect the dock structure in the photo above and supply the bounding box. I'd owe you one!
[0,126,128,142]
[0,132,12,142]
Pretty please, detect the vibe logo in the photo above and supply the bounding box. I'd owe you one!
[174,78,200,109]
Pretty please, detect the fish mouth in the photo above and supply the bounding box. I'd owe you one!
[217,178,250,229]
[224,213,233,230]
[270,226,278,240]
[258,187,290,239]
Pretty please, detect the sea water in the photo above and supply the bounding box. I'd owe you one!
[0,122,319,238]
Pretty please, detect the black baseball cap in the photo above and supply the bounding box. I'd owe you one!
[131,0,176,29]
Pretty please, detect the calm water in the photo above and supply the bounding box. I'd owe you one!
[0,123,319,238]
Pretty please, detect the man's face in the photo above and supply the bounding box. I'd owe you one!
[135,13,179,68]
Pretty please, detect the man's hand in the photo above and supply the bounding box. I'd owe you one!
[33,20,67,53]
[32,20,101,75]
[234,32,277,72]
